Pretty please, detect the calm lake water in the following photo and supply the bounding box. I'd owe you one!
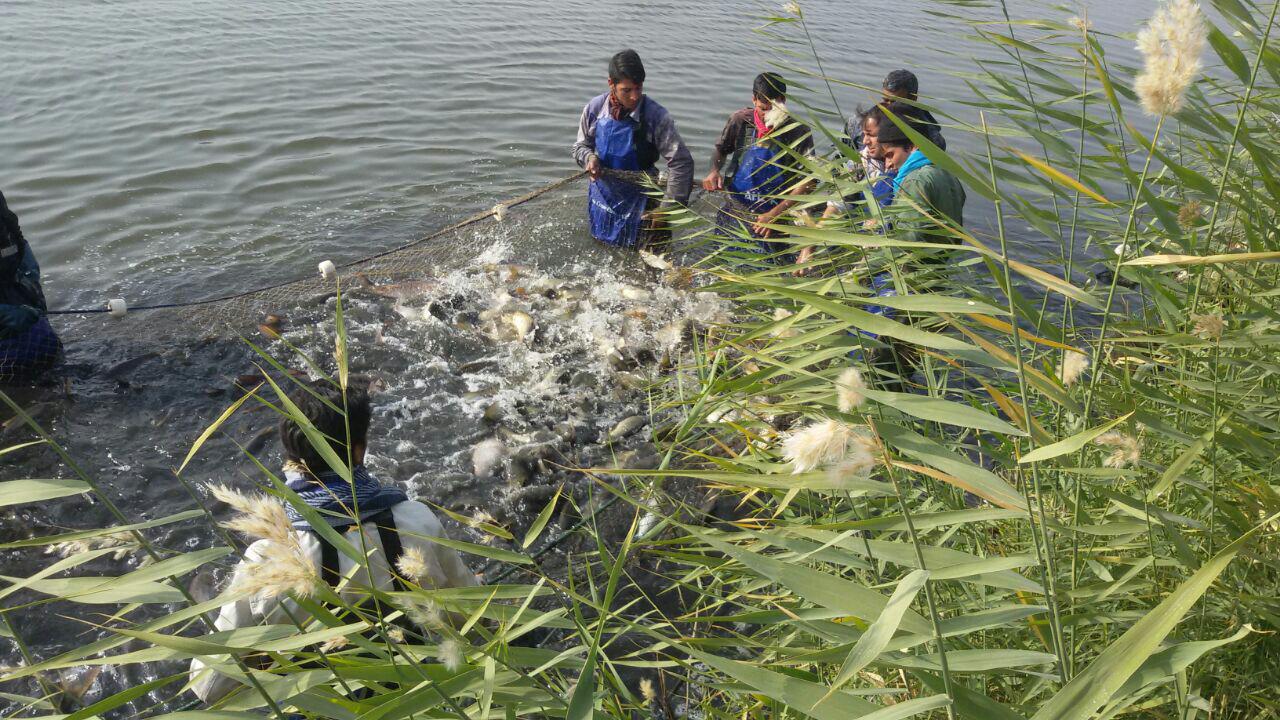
[5,0,1147,311]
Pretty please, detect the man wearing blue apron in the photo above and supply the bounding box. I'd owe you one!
[703,73,815,261]
[572,50,694,250]
[0,190,62,383]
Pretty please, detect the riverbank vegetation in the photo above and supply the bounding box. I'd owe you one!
[3,0,1280,718]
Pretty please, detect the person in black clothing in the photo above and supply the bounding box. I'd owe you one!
[0,191,62,382]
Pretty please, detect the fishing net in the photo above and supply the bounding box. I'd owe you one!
[24,172,727,361]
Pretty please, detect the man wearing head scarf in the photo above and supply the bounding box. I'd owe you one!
[572,50,694,250]
[0,191,62,382]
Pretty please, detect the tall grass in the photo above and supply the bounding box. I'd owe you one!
[3,1,1280,718]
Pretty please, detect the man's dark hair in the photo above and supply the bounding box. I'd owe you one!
[871,101,933,149]
[752,72,786,102]
[280,380,372,474]
[883,69,920,99]
[608,49,646,85]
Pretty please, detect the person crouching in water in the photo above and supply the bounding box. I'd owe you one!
[0,190,62,383]
[855,101,966,390]
[572,49,694,250]
[703,72,815,262]
[189,379,477,704]
[877,100,964,249]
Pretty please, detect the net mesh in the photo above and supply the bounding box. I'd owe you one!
[3,173,734,385]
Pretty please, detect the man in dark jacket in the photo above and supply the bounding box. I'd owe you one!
[1,191,62,381]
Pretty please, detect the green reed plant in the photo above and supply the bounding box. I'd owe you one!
[3,0,1280,718]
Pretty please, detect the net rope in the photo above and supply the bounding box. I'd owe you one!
[46,170,592,317]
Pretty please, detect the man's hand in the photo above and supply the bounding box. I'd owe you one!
[702,169,723,192]
[586,155,602,181]
[752,208,780,238]
[793,247,813,277]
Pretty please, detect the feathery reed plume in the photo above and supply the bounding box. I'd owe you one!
[1058,350,1090,387]
[387,627,406,643]
[836,367,868,412]
[639,678,657,706]
[1178,199,1204,227]
[47,531,141,560]
[1134,0,1207,117]
[396,546,431,585]
[1095,432,1142,468]
[319,635,349,653]
[438,638,463,671]
[783,420,877,474]
[206,483,293,545]
[1190,312,1225,340]
[209,481,318,598]
[230,543,319,600]
[406,598,445,630]
[771,307,798,339]
[783,1,801,16]
[763,101,790,131]
[827,433,878,485]
[1068,15,1093,32]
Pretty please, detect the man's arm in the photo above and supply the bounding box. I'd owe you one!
[705,113,745,191]
[752,125,818,235]
[572,102,600,178]
[650,113,693,205]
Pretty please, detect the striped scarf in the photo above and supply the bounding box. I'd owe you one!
[283,463,408,530]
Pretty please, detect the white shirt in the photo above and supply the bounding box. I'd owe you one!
[188,500,476,703]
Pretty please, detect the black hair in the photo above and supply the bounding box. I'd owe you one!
[883,69,920,99]
[279,379,371,475]
[872,101,932,149]
[752,72,786,102]
[608,49,646,85]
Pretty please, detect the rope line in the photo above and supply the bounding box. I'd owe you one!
[45,170,589,316]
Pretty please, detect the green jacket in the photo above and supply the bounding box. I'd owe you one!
[893,163,966,245]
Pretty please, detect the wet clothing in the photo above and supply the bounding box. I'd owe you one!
[715,197,794,260]
[0,191,61,381]
[891,151,966,245]
[850,152,966,391]
[574,93,692,248]
[711,108,814,256]
[189,469,476,704]
[711,107,815,200]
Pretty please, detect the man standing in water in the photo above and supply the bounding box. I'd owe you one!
[0,190,62,382]
[572,49,693,250]
[703,72,815,260]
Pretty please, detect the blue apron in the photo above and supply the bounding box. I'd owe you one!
[729,139,790,214]
[587,112,649,249]
[723,136,796,257]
